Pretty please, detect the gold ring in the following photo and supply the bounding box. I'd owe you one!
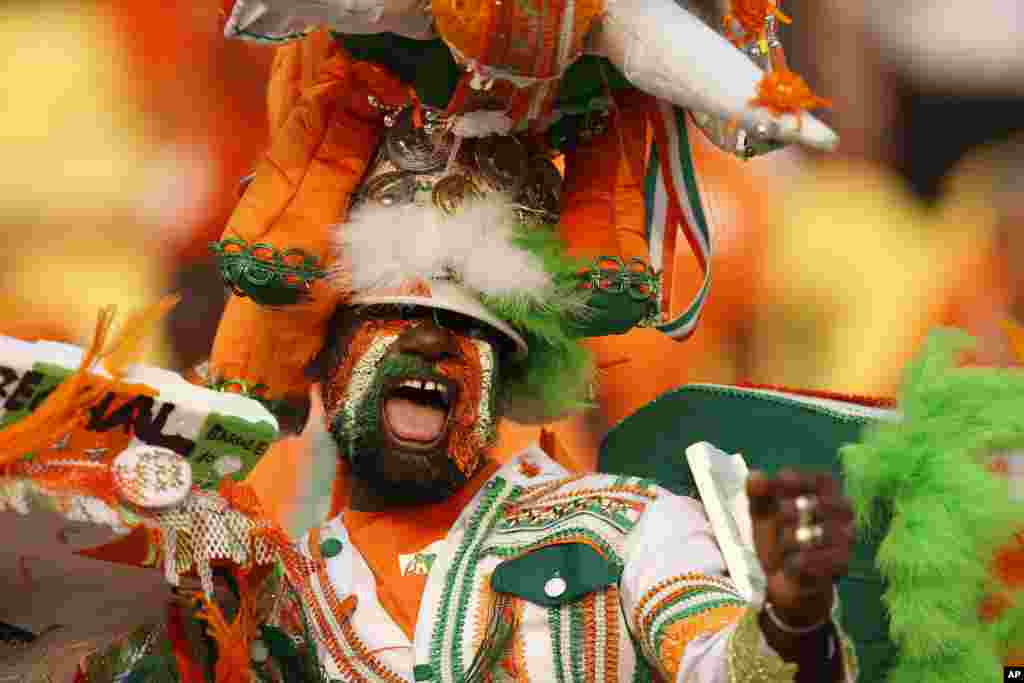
[795,523,825,546]
[794,494,818,527]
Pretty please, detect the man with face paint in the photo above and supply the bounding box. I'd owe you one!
[215,173,860,683]
[320,307,504,508]
[178,5,853,677]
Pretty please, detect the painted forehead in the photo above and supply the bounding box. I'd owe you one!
[341,305,510,349]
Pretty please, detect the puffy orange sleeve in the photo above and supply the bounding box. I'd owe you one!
[208,34,404,404]
[559,89,651,264]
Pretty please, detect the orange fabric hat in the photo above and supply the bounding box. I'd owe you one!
[207,32,409,407]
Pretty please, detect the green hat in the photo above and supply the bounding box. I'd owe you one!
[599,382,900,681]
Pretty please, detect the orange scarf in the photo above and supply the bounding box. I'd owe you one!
[344,461,501,640]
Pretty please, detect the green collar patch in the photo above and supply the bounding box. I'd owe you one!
[491,542,621,608]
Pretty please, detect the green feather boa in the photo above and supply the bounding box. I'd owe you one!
[841,329,1024,681]
[481,220,595,424]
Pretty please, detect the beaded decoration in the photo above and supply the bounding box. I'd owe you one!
[632,571,747,680]
[727,609,798,682]
[210,238,326,306]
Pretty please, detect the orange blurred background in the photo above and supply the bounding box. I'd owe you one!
[1,1,1020,515]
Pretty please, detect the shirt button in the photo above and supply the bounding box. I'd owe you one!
[320,538,344,559]
[544,576,567,598]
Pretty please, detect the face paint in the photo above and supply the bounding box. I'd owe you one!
[322,314,502,502]
[472,338,499,450]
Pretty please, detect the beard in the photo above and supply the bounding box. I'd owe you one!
[341,421,471,505]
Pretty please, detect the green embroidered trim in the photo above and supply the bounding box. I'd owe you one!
[652,598,747,657]
[632,660,654,683]
[452,482,520,681]
[430,478,518,683]
[231,26,311,44]
[648,588,745,626]
[630,639,655,683]
[208,377,269,398]
[605,475,660,493]
[210,238,326,306]
[570,599,585,679]
[579,257,660,302]
[548,606,567,683]
[573,256,661,336]
[496,501,637,535]
[486,527,624,570]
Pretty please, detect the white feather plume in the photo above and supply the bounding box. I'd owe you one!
[331,196,554,303]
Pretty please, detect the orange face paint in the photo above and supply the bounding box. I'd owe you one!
[322,314,499,481]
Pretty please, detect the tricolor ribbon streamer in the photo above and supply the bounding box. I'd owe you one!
[644,102,713,340]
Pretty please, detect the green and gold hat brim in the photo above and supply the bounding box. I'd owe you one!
[351,280,529,360]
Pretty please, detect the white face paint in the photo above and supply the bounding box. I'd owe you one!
[335,334,398,459]
[472,338,499,448]
[323,316,503,489]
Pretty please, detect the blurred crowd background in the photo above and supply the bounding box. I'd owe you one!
[1,0,1021,476]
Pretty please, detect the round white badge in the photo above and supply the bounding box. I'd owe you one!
[112,444,193,510]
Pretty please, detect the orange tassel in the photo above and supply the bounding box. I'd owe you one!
[168,602,207,683]
[0,297,179,469]
[102,294,181,376]
[750,69,832,129]
[194,572,259,683]
[723,0,791,46]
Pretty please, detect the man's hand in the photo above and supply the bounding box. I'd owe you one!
[747,469,855,628]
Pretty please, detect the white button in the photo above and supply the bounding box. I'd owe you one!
[544,576,567,598]
[113,444,192,510]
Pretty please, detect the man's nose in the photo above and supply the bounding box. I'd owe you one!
[391,320,459,363]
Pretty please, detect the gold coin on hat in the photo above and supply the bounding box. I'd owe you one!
[433,174,482,214]
[475,135,529,194]
[516,156,563,218]
[363,171,418,206]
[385,108,451,173]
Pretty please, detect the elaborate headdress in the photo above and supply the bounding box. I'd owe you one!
[206,0,837,426]
[205,34,661,426]
[335,195,599,422]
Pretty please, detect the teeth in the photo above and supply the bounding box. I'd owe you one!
[397,379,450,400]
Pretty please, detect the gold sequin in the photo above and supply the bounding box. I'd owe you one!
[727,609,798,683]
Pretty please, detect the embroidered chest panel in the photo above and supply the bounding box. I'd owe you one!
[420,474,662,683]
[485,474,659,565]
[277,527,408,683]
[287,473,666,683]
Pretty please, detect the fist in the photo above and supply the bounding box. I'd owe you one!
[746,469,855,627]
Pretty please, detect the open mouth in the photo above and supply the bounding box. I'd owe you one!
[381,377,458,450]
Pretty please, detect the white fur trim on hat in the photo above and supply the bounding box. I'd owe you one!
[332,196,554,304]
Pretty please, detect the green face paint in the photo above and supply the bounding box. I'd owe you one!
[326,322,502,500]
